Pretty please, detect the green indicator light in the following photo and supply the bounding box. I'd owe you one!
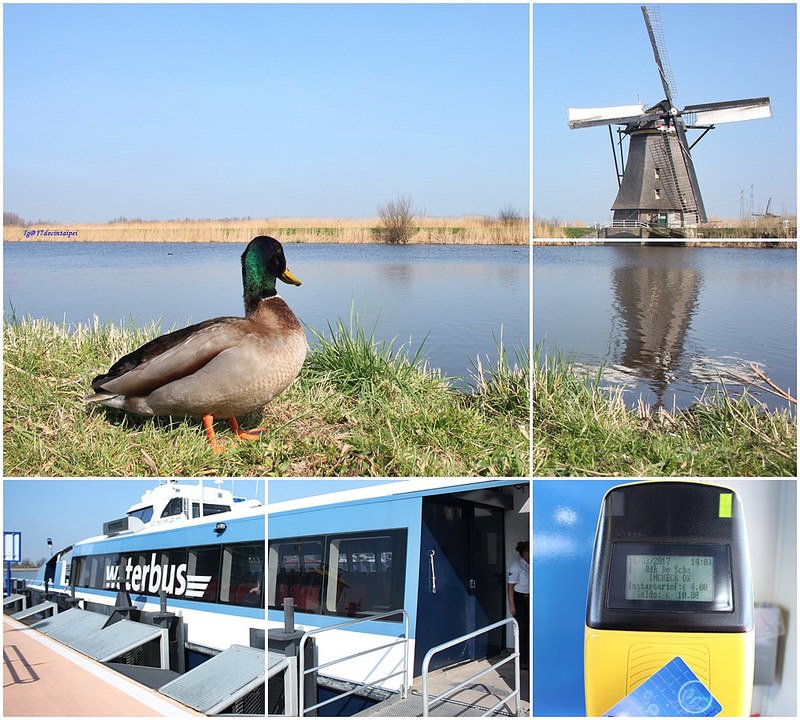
[719,493,733,518]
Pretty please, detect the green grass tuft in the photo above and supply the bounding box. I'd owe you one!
[4,317,528,477]
[533,349,796,477]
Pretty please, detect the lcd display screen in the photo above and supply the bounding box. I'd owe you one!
[606,542,732,612]
[625,554,714,602]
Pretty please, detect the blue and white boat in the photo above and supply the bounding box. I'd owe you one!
[268,478,529,716]
[22,479,264,665]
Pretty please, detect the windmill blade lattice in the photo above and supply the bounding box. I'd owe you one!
[642,5,678,110]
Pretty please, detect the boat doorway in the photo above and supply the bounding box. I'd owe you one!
[414,495,506,675]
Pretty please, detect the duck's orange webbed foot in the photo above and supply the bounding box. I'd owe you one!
[202,414,224,454]
[228,417,268,442]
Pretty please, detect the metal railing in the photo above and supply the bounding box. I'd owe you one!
[421,617,521,717]
[268,654,298,716]
[298,608,410,717]
[595,220,650,230]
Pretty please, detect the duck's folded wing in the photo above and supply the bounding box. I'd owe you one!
[92,318,245,397]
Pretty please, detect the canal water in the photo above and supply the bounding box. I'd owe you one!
[533,244,796,410]
[4,242,528,383]
[7,568,38,580]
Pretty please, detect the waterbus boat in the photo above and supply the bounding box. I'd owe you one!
[6,479,265,715]
[268,478,529,716]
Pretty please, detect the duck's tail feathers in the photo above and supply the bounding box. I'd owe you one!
[83,391,123,408]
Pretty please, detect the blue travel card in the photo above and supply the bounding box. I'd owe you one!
[603,656,722,716]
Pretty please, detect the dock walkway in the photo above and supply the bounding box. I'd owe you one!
[3,616,200,717]
[356,655,530,717]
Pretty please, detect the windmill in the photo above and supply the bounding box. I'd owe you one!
[568,6,771,237]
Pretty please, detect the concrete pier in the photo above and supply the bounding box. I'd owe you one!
[3,616,200,717]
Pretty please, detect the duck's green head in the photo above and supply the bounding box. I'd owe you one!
[241,236,301,312]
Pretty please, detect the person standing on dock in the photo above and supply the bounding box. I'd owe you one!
[507,540,530,670]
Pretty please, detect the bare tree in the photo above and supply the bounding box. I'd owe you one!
[4,212,26,226]
[498,205,524,226]
[378,195,415,244]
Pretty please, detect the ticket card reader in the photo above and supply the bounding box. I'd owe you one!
[585,481,754,716]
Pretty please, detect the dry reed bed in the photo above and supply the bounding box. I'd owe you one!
[5,217,528,245]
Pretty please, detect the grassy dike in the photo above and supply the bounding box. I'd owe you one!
[4,318,529,477]
[533,353,797,477]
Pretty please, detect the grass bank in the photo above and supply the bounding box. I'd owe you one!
[4,318,528,477]
[4,216,527,245]
[533,215,797,240]
[533,240,796,248]
[533,353,796,477]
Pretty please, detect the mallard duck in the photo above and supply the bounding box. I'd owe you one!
[85,236,307,452]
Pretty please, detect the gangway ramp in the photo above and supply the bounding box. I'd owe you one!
[31,607,169,668]
[357,617,522,717]
[11,600,57,621]
[159,644,265,715]
[3,593,26,614]
[32,607,106,638]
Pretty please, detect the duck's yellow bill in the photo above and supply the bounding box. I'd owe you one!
[280,268,302,286]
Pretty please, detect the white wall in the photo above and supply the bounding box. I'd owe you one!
[723,479,796,716]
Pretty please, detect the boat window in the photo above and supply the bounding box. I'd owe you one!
[88,556,104,588]
[326,532,406,618]
[161,497,185,518]
[191,503,232,518]
[268,530,407,621]
[128,506,154,523]
[70,557,84,587]
[219,542,264,608]
[268,539,324,614]
[187,545,221,602]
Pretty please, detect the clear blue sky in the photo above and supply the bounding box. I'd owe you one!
[4,3,528,224]
[533,3,797,224]
[268,480,397,504]
[3,480,265,564]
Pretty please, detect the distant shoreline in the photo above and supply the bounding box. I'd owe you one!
[3,217,528,246]
[533,240,796,248]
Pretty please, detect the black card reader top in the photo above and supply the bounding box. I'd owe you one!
[586,481,753,633]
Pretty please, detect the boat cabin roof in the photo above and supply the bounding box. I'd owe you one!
[269,478,520,515]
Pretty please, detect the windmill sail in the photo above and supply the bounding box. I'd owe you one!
[567,105,647,129]
[682,98,772,126]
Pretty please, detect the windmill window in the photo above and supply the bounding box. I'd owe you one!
[654,167,661,179]
[654,188,661,200]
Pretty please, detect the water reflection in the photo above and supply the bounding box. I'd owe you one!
[610,248,702,407]
[378,262,414,288]
[533,245,796,410]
